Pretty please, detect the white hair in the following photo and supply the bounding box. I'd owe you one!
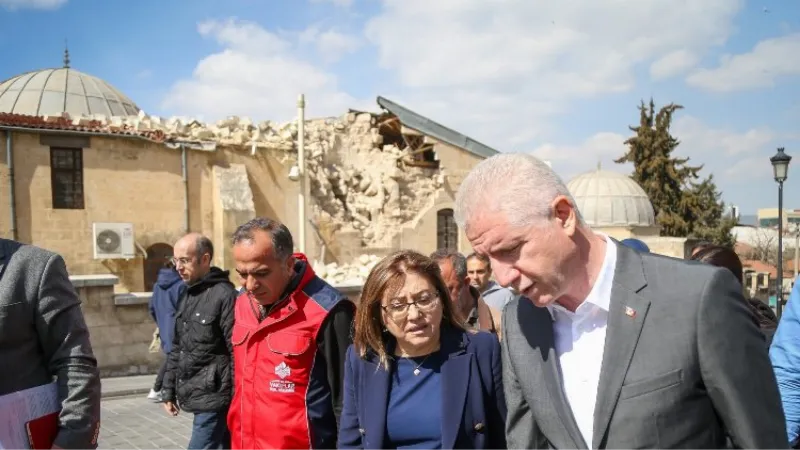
[454,153,582,232]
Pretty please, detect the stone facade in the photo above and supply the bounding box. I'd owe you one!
[73,275,162,377]
[0,108,487,293]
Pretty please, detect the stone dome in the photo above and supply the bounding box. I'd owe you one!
[567,169,656,228]
[0,65,141,117]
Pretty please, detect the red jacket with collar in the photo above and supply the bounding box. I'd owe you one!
[227,254,355,449]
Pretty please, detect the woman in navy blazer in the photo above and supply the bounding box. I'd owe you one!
[338,250,506,449]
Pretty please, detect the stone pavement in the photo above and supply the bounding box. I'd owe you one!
[99,374,191,449]
[102,374,156,399]
[99,395,192,449]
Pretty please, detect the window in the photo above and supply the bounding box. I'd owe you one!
[759,218,779,228]
[437,208,458,251]
[50,147,84,209]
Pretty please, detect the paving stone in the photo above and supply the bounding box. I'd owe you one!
[98,396,192,449]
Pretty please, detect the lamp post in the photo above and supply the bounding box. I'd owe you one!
[297,94,307,254]
[771,147,792,320]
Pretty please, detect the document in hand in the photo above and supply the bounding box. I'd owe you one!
[0,382,60,449]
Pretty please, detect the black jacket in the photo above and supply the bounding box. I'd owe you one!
[162,267,236,413]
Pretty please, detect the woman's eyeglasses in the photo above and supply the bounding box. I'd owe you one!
[381,291,440,321]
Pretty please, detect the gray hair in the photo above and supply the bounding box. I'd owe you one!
[454,153,582,231]
[232,217,294,261]
[430,249,468,280]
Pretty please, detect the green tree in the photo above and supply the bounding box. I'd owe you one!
[684,175,736,247]
[615,99,734,246]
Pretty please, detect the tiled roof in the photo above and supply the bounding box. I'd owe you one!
[0,113,167,142]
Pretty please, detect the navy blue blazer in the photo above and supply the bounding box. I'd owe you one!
[338,327,507,449]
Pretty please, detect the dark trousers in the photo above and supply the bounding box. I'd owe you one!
[153,356,168,391]
[188,410,230,450]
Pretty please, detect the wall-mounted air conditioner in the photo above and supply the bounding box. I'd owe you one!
[92,222,135,259]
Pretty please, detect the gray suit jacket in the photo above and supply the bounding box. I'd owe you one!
[502,243,788,449]
[0,239,101,449]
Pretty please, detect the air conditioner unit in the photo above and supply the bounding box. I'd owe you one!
[92,222,135,259]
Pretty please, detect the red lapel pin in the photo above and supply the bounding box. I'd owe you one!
[625,306,637,318]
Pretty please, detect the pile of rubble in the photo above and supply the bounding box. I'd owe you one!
[62,109,301,150]
[314,255,381,286]
[55,109,445,247]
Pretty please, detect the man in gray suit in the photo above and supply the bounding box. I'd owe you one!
[0,238,101,449]
[453,153,787,449]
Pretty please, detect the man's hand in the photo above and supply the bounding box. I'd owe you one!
[163,401,180,417]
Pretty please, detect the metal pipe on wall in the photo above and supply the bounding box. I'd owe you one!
[297,94,306,254]
[5,131,16,240]
[181,144,189,234]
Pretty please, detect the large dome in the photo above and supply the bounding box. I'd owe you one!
[567,169,656,228]
[0,66,140,117]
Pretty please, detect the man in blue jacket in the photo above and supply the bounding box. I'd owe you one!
[148,259,186,401]
[771,278,800,446]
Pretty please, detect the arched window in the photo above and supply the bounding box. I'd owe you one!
[143,243,174,292]
[437,208,458,251]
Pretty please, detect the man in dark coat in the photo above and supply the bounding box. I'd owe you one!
[0,238,101,448]
[161,233,236,450]
[148,259,187,401]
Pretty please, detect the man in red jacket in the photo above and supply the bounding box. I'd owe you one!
[228,217,355,449]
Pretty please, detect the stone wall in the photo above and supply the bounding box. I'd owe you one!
[74,275,161,377]
[0,108,488,293]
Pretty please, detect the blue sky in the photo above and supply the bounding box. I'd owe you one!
[1,0,799,215]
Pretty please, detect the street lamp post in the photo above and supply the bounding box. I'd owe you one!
[771,147,792,320]
[297,94,307,254]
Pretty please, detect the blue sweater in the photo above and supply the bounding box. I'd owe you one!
[386,352,445,449]
[149,268,186,354]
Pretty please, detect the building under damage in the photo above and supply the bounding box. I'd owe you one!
[0,63,498,293]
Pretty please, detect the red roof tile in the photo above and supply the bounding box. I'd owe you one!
[0,113,167,142]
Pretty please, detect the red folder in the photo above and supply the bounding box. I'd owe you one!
[25,411,59,450]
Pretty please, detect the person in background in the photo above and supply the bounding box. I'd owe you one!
[161,233,236,450]
[771,279,800,447]
[689,244,778,345]
[454,152,787,448]
[148,258,187,402]
[619,238,650,253]
[0,238,101,449]
[431,249,501,337]
[466,252,516,311]
[690,240,713,258]
[228,217,355,449]
[338,250,506,449]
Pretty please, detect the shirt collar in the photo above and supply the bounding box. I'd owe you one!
[546,233,618,319]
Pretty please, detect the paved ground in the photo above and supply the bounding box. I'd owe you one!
[99,395,192,449]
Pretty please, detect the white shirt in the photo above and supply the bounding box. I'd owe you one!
[546,235,617,448]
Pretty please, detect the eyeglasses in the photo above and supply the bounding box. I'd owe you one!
[172,257,192,267]
[381,291,440,320]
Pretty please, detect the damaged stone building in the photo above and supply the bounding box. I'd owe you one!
[0,63,498,294]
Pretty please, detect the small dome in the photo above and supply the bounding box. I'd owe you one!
[567,169,656,228]
[0,67,140,117]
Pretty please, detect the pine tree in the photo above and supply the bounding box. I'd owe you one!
[685,175,736,247]
[616,99,734,246]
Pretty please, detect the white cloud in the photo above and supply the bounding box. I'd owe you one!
[672,116,781,181]
[364,0,743,148]
[161,18,364,122]
[673,116,777,158]
[686,33,800,92]
[530,132,631,181]
[0,0,65,10]
[299,26,361,63]
[310,0,354,7]
[533,117,783,183]
[650,50,699,80]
